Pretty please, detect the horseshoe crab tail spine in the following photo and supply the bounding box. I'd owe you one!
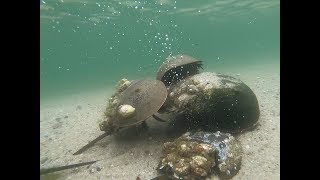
[73,132,112,155]
[40,160,98,175]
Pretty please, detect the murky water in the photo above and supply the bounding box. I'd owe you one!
[40,1,280,179]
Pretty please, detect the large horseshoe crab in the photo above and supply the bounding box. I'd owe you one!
[73,79,168,155]
[155,55,259,133]
[160,72,260,133]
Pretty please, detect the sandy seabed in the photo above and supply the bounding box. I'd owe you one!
[40,61,280,180]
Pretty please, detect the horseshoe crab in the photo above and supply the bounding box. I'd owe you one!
[157,131,242,180]
[160,72,260,133]
[99,79,168,133]
[156,54,203,86]
[73,79,168,155]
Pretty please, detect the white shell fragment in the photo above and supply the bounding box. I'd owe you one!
[118,104,136,119]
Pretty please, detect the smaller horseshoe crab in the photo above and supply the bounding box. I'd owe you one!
[158,131,242,180]
[156,54,203,86]
[99,79,168,133]
[73,79,168,155]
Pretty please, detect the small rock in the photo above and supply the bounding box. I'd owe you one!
[96,167,102,171]
[76,105,82,110]
[90,168,95,173]
[64,115,69,119]
[245,145,250,149]
[52,123,62,129]
[55,117,62,122]
[145,150,150,155]
[236,74,240,76]
[72,167,79,173]
[41,157,48,164]
[130,153,134,156]
[272,128,275,130]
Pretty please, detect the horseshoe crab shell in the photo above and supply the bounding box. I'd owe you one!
[73,80,168,155]
[160,72,260,133]
[115,79,168,127]
[156,54,203,86]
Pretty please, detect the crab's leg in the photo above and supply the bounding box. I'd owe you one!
[152,114,167,122]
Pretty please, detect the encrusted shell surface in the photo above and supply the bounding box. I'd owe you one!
[186,131,243,179]
[99,79,167,133]
[158,131,242,179]
[161,72,260,133]
[117,78,132,92]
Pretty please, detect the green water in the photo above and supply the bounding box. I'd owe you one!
[40,0,279,100]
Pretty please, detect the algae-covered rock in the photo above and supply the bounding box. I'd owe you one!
[158,131,242,179]
[161,72,260,133]
[186,131,243,179]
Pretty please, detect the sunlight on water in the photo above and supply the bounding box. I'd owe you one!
[40,0,279,100]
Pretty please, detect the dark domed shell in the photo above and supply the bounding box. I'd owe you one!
[117,79,167,127]
[156,54,203,86]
